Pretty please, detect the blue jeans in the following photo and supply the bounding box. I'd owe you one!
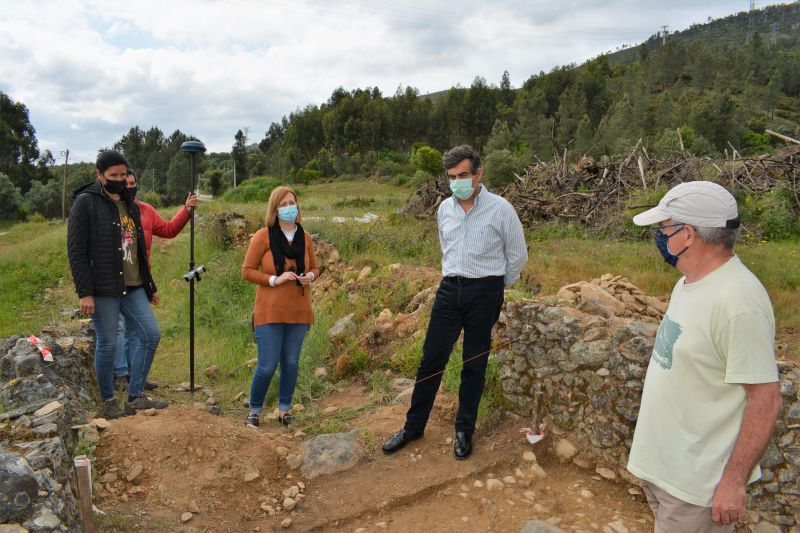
[113,315,137,377]
[92,288,161,400]
[249,323,309,414]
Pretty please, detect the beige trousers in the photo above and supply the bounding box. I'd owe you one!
[642,481,735,533]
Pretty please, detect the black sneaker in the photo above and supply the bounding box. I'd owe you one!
[101,398,125,419]
[125,395,168,415]
[278,413,293,427]
[144,381,158,390]
[245,413,259,427]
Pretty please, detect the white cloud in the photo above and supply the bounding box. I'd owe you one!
[0,0,790,160]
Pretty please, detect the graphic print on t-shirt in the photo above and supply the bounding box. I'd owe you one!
[652,314,683,370]
[119,214,135,265]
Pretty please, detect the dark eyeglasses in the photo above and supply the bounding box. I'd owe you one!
[651,222,685,238]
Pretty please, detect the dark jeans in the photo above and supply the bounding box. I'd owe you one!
[404,277,505,436]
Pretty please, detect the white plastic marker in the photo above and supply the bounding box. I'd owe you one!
[520,421,548,445]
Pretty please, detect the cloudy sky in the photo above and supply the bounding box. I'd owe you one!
[0,0,789,162]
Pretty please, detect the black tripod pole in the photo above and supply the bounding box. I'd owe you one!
[180,140,206,394]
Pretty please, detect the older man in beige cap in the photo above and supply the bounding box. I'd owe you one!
[627,181,782,532]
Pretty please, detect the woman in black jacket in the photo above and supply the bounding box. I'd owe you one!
[67,150,166,419]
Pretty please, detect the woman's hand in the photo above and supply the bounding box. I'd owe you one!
[298,273,312,286]
[80,295,95,315]
[275,271,298,286]
[185,193,198,210]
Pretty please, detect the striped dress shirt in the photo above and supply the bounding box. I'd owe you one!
[437,185,528,285]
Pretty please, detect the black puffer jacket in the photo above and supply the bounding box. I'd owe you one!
[67,181,157,300]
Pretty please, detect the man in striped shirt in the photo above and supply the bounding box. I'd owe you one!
[383,145,528,459]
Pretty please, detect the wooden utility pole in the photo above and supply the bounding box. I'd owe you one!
[61,149,69,221]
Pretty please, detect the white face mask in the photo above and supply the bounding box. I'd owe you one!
[449,178,474,200]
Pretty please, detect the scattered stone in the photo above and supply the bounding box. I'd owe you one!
[293,404,305,412]
[313,367,328,379]
[357,266,372,281]
[486,478,504,491]
[126,462,144,482]
[141,408,157,416]
[281,518,292,528]
[101,472,118,483]
[375,522,387,529]
[627,487,643,496]
[91,418,111,430]
[301,430,363,479]
[188,500,200,513]
[204,365,220,379]
[580,489,594,499]
[523,451,537,462]
[283,486,300,499]
[243,470,260,482]
[206,396,218,406]
[555,438,578,463]
[283,497,297,511]
[606,520,628,533]
[596,467,617,480]
[329,314,356,340]
[181,512,193,523]
[750,522,783,533]
[473,480,484,488]
[276,446,289,457]
[286,453,304,470]
[176,382,191,392]
[529,464,548,479]
[323,406,337,414]
[572,455,594,469]
[502,475,517,484]
[208,405,222,416]
[520,520,567,533]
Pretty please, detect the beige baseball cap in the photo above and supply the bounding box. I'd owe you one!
[632,181,740,228]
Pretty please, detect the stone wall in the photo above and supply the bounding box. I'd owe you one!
[0,325,98,532]
[497,298,800,530]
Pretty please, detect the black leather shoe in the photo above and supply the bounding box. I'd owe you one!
[382,428,423,454]
[454,431,472,460]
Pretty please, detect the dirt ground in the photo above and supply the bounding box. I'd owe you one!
[92,384,653,533]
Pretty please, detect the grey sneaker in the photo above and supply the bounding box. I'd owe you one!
[102,398,125,419]
[125,395,168,415]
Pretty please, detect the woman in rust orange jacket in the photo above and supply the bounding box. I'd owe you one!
[241,185,318,427]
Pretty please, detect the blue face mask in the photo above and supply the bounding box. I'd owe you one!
[278,205,298,224]
[654,225,688,267]
[449,178,475,200]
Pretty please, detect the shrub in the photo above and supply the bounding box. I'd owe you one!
[138,190,161,208]
[483,149,519,187]
[741,188,799,240]
[24,179,62,219]
[222,176,283,203]
[411,146,443,176]
[0,173,24,220]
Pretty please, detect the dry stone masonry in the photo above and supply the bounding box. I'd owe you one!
[497,275,800,531]
[0,325,98,532]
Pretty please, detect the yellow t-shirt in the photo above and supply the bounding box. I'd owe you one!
[627,255,778,507]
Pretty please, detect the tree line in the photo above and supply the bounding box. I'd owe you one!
[2,20,800,219]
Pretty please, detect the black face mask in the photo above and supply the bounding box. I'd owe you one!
[127,186,138,199]
[104,179,126,195]
[654,225,688,267]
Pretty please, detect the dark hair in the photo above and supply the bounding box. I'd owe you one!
[127,169,137,181]
[443,145,481,174]
[96,150,129,173]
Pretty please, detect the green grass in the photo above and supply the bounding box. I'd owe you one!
[1,179,798,429]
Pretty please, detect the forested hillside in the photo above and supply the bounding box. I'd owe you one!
[2,3,800,220]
